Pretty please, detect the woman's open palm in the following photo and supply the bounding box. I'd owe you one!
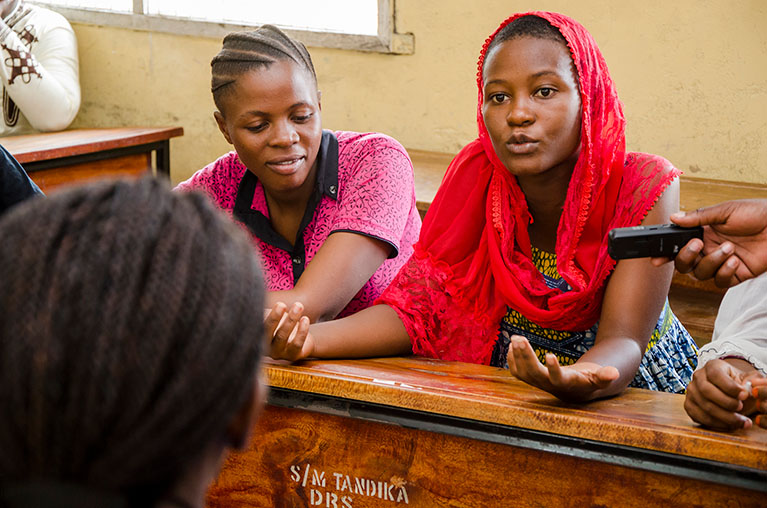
[507,335,619,402]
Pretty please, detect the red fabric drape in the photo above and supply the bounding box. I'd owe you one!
[378,11,679,365]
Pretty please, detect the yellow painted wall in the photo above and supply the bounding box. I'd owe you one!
[69,0,767,184]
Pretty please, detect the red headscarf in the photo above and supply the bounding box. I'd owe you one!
[378,12,679,365]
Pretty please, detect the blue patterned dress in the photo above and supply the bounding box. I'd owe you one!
[491,248,698,392]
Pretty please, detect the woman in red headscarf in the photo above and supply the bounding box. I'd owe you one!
[267,12,698,402]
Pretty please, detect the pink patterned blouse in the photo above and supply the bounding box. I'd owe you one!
[175,130,421,317]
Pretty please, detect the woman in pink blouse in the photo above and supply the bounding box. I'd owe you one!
[177,25,421,323]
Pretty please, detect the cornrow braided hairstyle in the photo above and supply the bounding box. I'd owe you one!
[483,15,569,73]
[0,177,265,505]
[211,24,317,111]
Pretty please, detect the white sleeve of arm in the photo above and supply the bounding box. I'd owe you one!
[697,273,767,375]
[0,18,80,131]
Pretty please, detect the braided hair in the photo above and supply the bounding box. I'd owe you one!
[0,177,265,504]
[484,15,569,72]
[211,24,317,111]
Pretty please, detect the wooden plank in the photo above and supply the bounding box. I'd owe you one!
[668,285,723,346]
[408,149,453,217]
[408,149,767,218]
[680,176,767,212]
[28,153,151,193]
[208,404,764,507]
[261,357,767,471]
[0,127,184,163]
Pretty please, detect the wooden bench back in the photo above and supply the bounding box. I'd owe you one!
[408,149,767,345]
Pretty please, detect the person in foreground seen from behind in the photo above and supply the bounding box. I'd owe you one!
[0,177,267,508]
[269,12,699,403]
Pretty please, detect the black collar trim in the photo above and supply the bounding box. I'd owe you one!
[232,130,339,259]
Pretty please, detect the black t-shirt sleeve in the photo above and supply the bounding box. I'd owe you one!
[0,143,43,214]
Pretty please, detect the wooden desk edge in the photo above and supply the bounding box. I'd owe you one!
[263,359,767,471]
[1,127,185,163]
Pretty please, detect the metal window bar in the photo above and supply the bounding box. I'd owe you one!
[34,0,413,54]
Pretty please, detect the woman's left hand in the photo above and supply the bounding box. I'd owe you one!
[265,302,314,362]
[507,335,619,402]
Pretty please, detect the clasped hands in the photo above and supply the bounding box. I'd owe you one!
[264,302,314,361]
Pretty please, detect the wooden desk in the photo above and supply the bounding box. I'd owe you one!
[208,357,767,507]
[0,127,184,192]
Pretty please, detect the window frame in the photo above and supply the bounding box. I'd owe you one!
[33,0,414,54]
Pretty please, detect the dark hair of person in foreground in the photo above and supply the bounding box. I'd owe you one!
[0,177,266,508]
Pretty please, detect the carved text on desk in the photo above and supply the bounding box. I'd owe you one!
[289,462,410,506]
[207,404,766,507]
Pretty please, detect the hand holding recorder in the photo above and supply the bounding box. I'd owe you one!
[608,224,703,260]
[648,199,767,287]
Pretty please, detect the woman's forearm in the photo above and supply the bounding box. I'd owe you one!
[578,336,645,396]
[267,233,392,323]
[311,304,412,359]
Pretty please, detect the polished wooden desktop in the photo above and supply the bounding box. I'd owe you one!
[208,357,766,507]
[0,126,184,192]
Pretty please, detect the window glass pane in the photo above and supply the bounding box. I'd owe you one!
[38,0,133,12]
[144,0,378,35]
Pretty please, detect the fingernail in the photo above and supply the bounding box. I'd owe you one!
[726,257,739,268]
[688,241,702,254]
[721,242,734,255]
[670,211,685,220]
[738,381,752,401]
[743,417,753,429]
